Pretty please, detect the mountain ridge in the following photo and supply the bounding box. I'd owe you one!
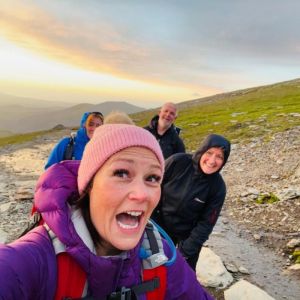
[0,100,145,134]
[1,77,299,135]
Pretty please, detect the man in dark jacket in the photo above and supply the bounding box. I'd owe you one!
[152,134,231,270]
[144,102,185,159]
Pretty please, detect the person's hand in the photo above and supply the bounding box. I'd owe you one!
[178,241,189,260]
[178,240,201,271]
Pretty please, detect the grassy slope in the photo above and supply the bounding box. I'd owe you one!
[1,79,299,150]
[132,79,300,151]
[0,129,57,147]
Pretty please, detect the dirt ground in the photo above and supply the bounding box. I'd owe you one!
[221,126,300,256]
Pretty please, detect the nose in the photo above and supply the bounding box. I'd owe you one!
[208,155,217,165]
[128,179,149,202]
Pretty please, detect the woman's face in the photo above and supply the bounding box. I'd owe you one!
[85,116,103,139]
[199,147,224,174]
[89,147,162,255]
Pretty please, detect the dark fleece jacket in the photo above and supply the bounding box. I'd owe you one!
[144,115,185,159]
[152,134,231,257]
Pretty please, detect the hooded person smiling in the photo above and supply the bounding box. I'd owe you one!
[152,134,231,271]
[45,111,104,169]
[0,124,213,300]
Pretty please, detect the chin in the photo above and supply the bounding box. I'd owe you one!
[115,239,140,252]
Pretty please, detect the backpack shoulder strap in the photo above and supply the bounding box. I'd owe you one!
[64,132,77,160]
[44,224,87,300]
[55,252,87,300]
[140,222,168,268]
[138,222,169,300]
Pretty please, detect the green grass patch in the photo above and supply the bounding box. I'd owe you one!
[132,79,300,151]
[256,193,280,204]
[292,250,300,264]
[0,130,53,148]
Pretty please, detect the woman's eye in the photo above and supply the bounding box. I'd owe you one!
[113,169,129,178]
[147,175,161,183]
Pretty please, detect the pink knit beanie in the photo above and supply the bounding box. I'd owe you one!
[78,124,164,194]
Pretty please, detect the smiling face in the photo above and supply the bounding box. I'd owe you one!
[158,103,177,130]
[89,146,162,256]
[85,115,103,139]
[199,147,224,174]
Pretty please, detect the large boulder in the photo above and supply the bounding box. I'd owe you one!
[224,279,275,300]
[196,247,233,288]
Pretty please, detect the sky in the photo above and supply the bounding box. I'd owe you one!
[0,0,299,108]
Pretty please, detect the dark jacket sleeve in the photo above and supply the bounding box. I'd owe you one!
[181,178,226,257]
[175,136,186,154]
[162,154,179,183]
[151,155,180,223]
[45,137,69,170]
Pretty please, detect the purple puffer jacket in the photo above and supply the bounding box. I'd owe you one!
[0,161,214,300]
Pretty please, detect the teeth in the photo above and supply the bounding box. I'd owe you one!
[117,221,138,229]
[126,211,142,216]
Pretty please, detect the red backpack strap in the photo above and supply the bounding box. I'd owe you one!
[143,265,167,300]
[54,252,87,300]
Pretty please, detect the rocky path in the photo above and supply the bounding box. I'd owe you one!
[0,127,299,299]
[206,214,300,299]
[0,130,68,242]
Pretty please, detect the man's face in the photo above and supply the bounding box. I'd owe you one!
[158,103,177,128]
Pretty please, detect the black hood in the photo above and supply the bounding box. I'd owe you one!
[192,134,231,173]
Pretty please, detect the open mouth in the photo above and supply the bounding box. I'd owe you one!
[116,211,143,229]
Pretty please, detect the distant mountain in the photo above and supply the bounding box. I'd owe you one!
[0,92,70,108]
[0,100,145,134]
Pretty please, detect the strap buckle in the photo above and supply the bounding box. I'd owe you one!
[108,287,132,300]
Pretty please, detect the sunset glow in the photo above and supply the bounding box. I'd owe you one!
[0,38,203,106]
[0,1,299,107]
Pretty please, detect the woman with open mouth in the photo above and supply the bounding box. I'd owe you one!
[0,124,213,299]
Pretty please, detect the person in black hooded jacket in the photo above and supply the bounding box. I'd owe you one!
[152,134,231,270]
[144,102,185,159]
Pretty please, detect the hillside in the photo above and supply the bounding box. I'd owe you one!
[1,77,299,143]
[132,78,300,151]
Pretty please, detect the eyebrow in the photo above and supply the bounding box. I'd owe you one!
[110,158,162,170]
